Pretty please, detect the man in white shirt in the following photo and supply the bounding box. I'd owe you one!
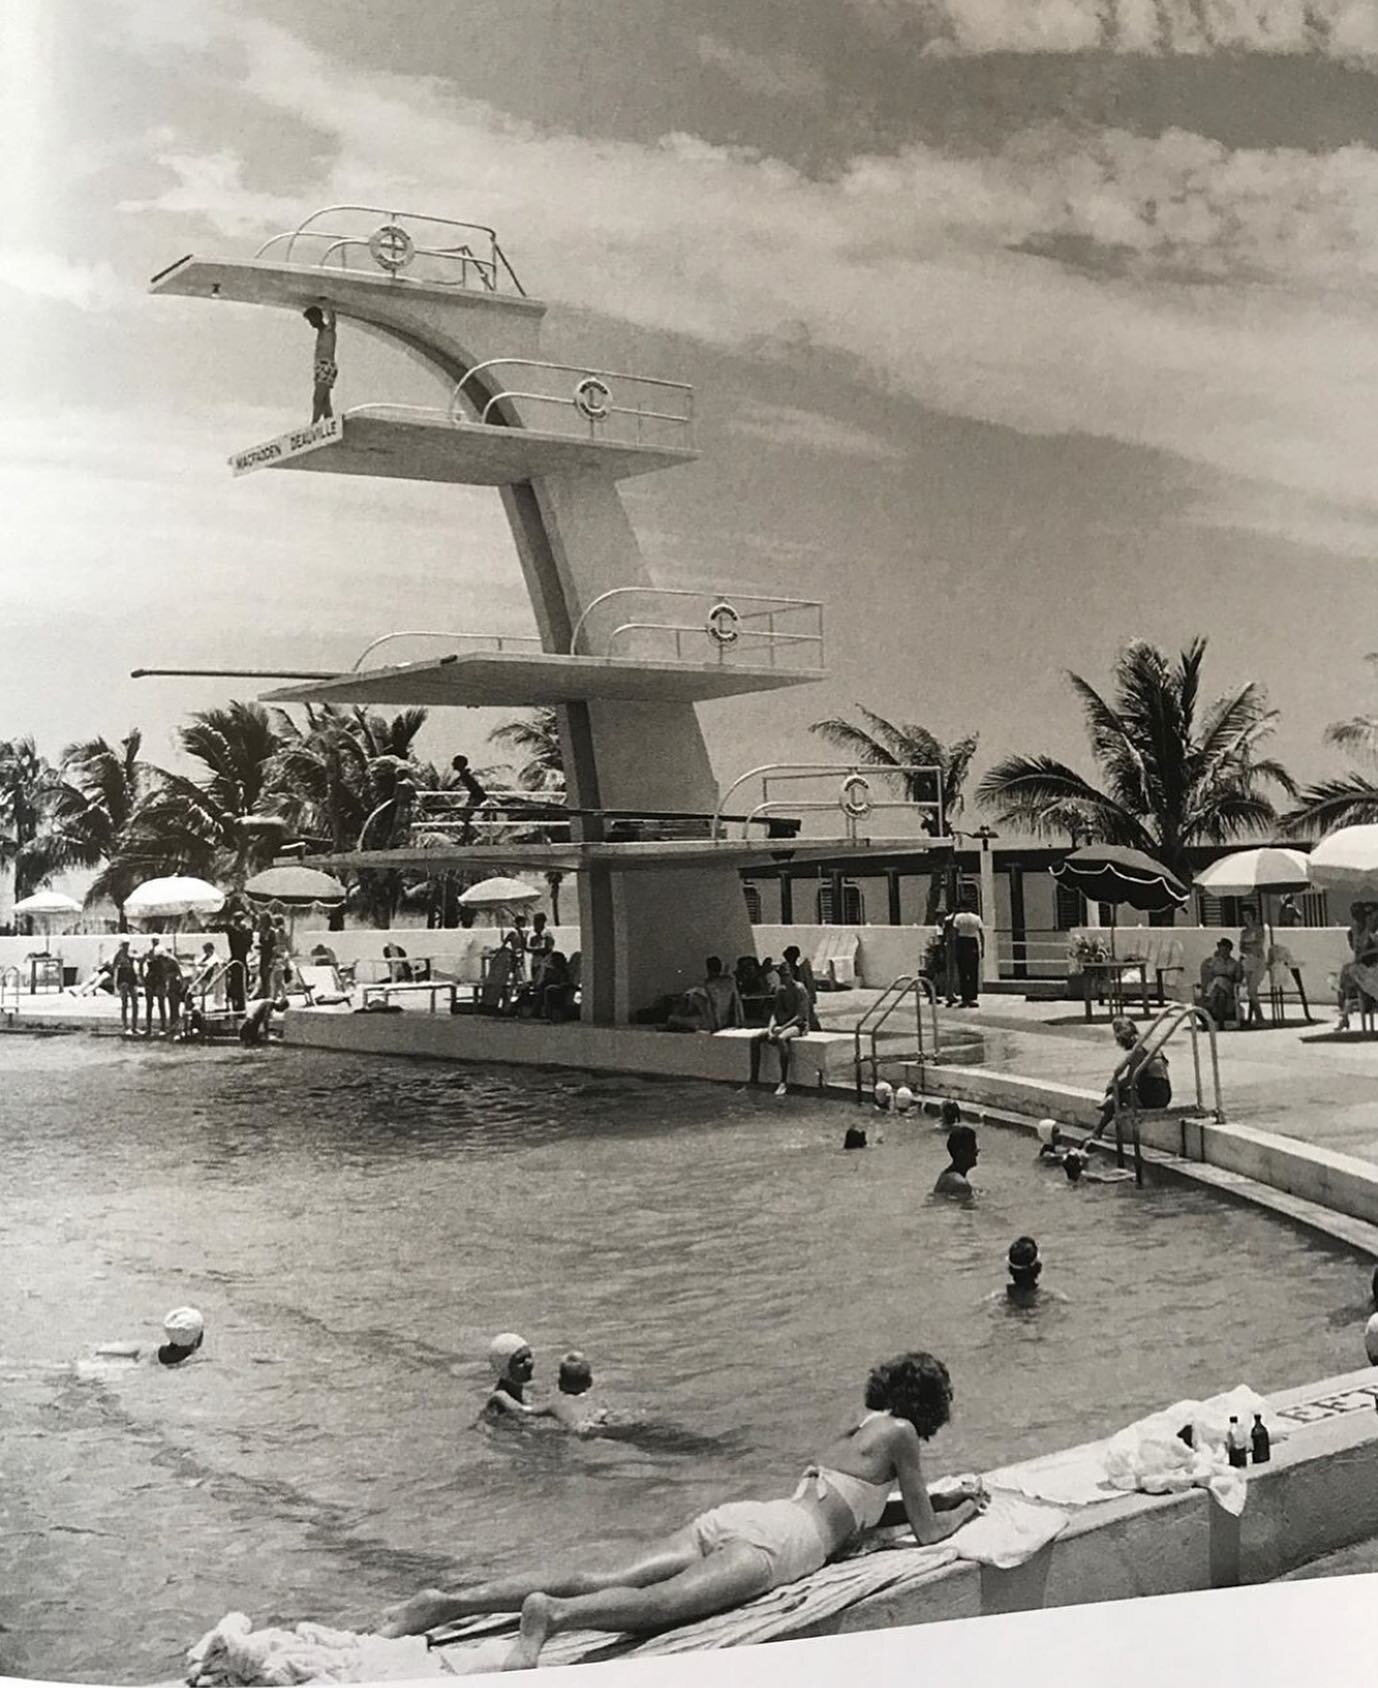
[951,903,984,1008]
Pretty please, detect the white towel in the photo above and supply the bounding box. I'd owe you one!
[185,1613,455,1685]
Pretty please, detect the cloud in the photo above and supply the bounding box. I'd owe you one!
[694,34,828,101]
[727,400,908,460]
[109,2,1378,545]
[849,0,1378,60]
[0,250,135,311]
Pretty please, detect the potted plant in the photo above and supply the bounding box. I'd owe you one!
[1066,932,1107,1001]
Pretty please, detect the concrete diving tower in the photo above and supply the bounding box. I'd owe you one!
[150,206,823,1023]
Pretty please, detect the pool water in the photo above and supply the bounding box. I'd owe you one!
[0,1037,1369,1683]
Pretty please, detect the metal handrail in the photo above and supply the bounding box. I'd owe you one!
[714,762,947,842]
[567,587,825,667]
[0,965,20,1013]
[451,359,693,443]
[252,206,525,294]
[853,974,940,1101]
[1108,1003,1224,1186]
[349,630,541,671]
[192,959,249,1013]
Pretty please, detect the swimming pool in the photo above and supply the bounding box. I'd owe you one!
[0,1037,1369,1682]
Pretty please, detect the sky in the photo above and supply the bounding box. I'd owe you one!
[6,0,1378,824]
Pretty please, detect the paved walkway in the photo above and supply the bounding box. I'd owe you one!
[817,987,1378,1170]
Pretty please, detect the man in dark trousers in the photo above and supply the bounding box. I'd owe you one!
[225,912,253,1012]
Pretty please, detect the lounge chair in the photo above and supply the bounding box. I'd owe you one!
[812,932,859,989]
[295,964,352,1007]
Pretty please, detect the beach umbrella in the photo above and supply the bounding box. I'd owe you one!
[12,890,82,947]
[1306,826,1378,902]
[457,876,542,910]
[1194,846,1311,940]
[244,865,347,907]
[1051,845,1188,956]
[125,876,225,921]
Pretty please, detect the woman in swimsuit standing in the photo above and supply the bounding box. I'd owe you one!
[379,1350,984,1669]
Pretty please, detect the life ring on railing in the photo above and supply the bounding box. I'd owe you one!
[840,774,872,819]
[573,376,613,421]
[368,223,415,273]
[706,602,740,646]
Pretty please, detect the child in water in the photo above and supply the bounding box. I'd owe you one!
[546,1351,614,1434]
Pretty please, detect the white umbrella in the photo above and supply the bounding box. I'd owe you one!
[13,890,82,948]
[244,865,347,906]
[458,876,541,910]
[125,876,226,920]
[1193,847,1311,898]
[1306,827,1378,901]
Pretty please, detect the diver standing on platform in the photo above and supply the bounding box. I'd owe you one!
[304,302,337,422]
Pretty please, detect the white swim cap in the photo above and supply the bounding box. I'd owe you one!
[873,1081,894,1109]
[163,1307,204,1348]
[1365,1312,1378,1366]
[1036,1118,1059,1146]
[894,1085,915,1113]
[488,1332,530,1375]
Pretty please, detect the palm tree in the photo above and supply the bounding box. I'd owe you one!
[809,707,979,918]
[106,701,294,893]
[1283,656,1378,836]
[977,639,1294,885]
[272,704,433,927]
[487,707,564,793]
[51,732,152,922]
[0,737,69,909]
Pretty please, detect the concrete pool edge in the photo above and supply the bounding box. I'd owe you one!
[791,1366,1378,1645]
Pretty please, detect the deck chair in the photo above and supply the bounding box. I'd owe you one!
[295,964,352,1006]
[812,932,859,989]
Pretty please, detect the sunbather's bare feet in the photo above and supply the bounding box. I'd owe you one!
[774,1082,788,1097]
[504,1594,555,1669]
[377,1589,453,1638]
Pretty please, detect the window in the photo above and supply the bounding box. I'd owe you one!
[816,880,865,924]
[742,883,763,925]
[1054,881,1084,931]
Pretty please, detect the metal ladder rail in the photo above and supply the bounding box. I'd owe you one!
[1110,1003,1224,1185]
[193,960,250,1014]
[0,965,20,1014]
[853,975,941,1102]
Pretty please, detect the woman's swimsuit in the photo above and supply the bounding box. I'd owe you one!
[687,1414,895,1590]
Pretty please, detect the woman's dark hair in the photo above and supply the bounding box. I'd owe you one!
[865,1351,953,1439]
[939,1099,962,1127]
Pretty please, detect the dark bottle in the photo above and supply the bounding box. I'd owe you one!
[1226,1415,1248,1469]
[1250,1414,1271,1464]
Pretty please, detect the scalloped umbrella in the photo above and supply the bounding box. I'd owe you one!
[12,890,82,948]
[244,865,347,939]
[1051,845,1188,956]
[125,876,225,922]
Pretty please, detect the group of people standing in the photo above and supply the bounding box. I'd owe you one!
[489,912,578,1020]
[94,908,294,1038]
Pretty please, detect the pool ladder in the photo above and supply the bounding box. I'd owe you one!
[854,974,940,1103]
[1109,1003,1225,1186]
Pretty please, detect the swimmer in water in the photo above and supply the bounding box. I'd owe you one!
[843,1125,869,1151]
[937,1098,962,1132]
[483,1333,552,1422]
[545,1351,616,1435]
[894,1085,915,1116]
[933,1126,979,1199]
[89,1306,206,1370]
[1061,1148,1134,1186]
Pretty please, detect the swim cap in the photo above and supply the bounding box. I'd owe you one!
[894,1086,914,1114]
[1008,1237,1040,1270]
[873,1081,894,1109]
[1036,1119,1059,1146]
[163,1307,204,1348]
[488,1332,530,1375]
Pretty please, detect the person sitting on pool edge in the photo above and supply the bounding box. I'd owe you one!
[748,966,810,1096]
[379,1349,986,1666]
[1089,1017,1170,1142]
[933,1126,979,1199]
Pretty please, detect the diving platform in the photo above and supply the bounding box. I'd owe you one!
[310,837,954,875]
[259,650,818,707]
[228,406,696,486]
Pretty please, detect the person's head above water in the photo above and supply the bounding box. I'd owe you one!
[865,1350,954,1440]
[873,1080,893,1111]
[1007,1236,1042,1287]
[158,1306,204,1366]
[558,1351,593,1394]
[940,1099,962,1129]
[303,305,326,328]
[1063,1149,1085,1184]
[946,1125,979,1173]
[894,1085,915,1115]
[488,1332,534,1388]
[843,1125,869,1150]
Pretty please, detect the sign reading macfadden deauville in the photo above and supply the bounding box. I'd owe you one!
[230,416,342,476]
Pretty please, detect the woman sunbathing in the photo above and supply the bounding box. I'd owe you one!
[379,1350,984,1669]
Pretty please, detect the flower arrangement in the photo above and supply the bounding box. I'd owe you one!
[1068,933,1109,971]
